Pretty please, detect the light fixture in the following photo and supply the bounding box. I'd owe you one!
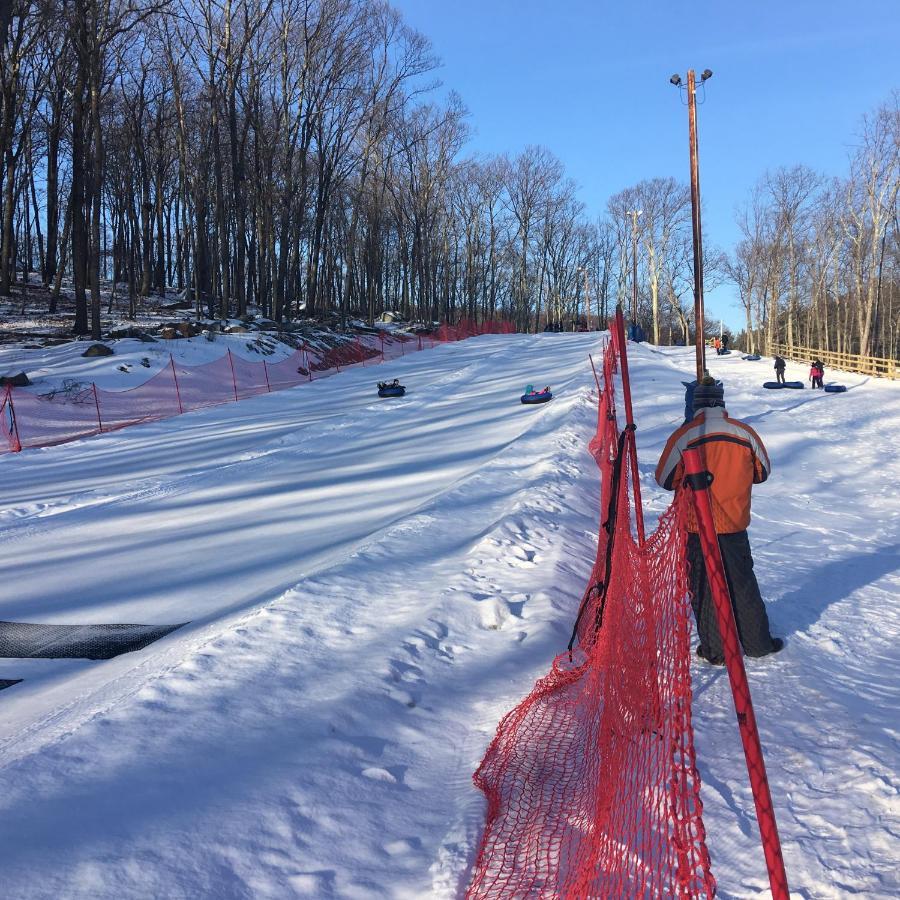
[700,69,713,82]
[670,74,682,86]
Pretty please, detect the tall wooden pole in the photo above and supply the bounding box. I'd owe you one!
[580,267,591,330]
[631,217,638,322]
[627,210,641,324]
[687,69,707,380]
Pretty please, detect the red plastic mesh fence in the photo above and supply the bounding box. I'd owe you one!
[0,322,511,454]
[467,338,715,899]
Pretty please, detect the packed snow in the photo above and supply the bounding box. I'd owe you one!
[0,333,898,898]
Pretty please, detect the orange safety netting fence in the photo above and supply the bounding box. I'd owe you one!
[467,328,716,898]
[0,318,514,454]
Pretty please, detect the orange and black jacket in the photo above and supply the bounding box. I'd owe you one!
[655,406,771,534]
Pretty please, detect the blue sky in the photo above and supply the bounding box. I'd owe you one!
[390,0,899,330]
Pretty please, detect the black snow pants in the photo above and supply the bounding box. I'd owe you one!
[776,370,786,384]
[687,530,777,661]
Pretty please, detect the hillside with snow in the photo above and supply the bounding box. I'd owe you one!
[0,333,898,898]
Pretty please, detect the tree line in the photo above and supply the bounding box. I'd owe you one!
[0,0,617,339]
[727,93,899,359]
[0,0,897,361]
[598,94,899,360]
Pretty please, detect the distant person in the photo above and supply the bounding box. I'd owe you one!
[721,334,730,351]
[810,359,824,389]
[773,355,786,384]
[655,377,784,665]
[713,337,721,353]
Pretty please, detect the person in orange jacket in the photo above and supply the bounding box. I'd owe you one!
[655,377,784,664]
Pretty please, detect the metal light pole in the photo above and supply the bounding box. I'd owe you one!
[671,69,712,380]
[626,209,642,324]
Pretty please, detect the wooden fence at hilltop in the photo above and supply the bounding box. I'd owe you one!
[769,343,899,380]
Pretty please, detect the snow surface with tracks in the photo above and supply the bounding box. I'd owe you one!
[0,333,898,898]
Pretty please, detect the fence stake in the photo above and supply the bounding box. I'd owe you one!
[92,383,103,433]
[3,385,21,452]
[263,360,271,392]
[227,349,239,401]
[170,354,184,414]
[683,446,790,900]
[588,354,602,392]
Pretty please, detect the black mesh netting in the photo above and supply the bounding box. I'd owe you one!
[0,621,186,660]
[0,679,22,690]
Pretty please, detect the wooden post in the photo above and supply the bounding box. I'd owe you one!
[92,383,103,432]
[227,349,238,401]
[3,385,22,452]
[170,355,184,414]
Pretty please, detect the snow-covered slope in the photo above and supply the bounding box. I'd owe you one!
[0,335,897,898]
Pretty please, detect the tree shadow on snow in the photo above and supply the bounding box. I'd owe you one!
[774,543,900,638]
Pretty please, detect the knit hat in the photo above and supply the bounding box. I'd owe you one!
[692,376,725,411]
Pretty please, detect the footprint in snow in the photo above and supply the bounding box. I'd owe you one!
[386,686,417,708]
[388,656,424,683]
[286,870,336,895]
[477,597,519,630]
[383,837,422,856]
[361,767,397,784]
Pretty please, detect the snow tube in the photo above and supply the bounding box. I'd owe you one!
[824,384,847,393]
[378,385,406,398]
[763,380,803,389]
[742,354,761,361]
[716,348,732,355]
[521,391,552,405]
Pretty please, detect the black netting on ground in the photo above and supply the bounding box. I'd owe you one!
[0,678,22,690]
[0,621,187,659]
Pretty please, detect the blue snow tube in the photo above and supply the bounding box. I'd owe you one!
[824,384,847,393]
[742,354,762,361]
[521,391,552,404]
[378,384,406,398]
[763,381,804,389]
